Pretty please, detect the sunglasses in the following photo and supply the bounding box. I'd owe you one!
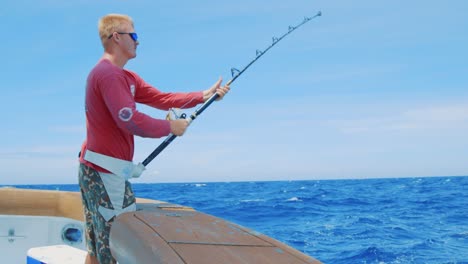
[108,32,138,41]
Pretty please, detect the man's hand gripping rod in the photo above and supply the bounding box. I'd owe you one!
[141,11,322,167]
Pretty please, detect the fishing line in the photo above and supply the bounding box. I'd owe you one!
[142,11,322,167]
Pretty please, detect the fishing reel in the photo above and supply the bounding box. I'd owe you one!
[166,108,187,120]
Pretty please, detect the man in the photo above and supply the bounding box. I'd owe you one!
[78,14,229,264]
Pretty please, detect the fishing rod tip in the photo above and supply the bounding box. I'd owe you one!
[317,11,322,16]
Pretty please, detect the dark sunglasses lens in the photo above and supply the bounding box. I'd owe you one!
[130,33,138,41]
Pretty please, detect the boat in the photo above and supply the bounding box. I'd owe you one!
[1,187,322,263]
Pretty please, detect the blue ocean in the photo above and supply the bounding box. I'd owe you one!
[11,176,468,263]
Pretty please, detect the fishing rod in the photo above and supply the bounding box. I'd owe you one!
[141,11,322,167]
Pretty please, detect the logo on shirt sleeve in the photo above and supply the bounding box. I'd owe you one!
[118,107,133,122]
[130,84,135,97]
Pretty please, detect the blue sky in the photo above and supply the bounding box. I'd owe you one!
[1,1,467,184]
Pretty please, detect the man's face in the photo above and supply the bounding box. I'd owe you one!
[118,23,139,59]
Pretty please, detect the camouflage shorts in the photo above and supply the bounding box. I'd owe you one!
[78,163,136,264]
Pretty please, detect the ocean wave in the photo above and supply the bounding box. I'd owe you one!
[240,199,266,203]
[286,197,302,202]
[450,232,468,239]
[338,246,400,264]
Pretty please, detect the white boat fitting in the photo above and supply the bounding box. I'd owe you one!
[0,187,87,263]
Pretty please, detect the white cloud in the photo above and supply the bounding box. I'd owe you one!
[328,104,468,134]
[48,125,85,134]
[0,145,78,158]
[403,105,468,122]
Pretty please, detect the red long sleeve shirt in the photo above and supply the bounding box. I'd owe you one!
[79,59,204,172]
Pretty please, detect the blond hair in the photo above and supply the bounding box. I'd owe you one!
[98,14,134,46]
